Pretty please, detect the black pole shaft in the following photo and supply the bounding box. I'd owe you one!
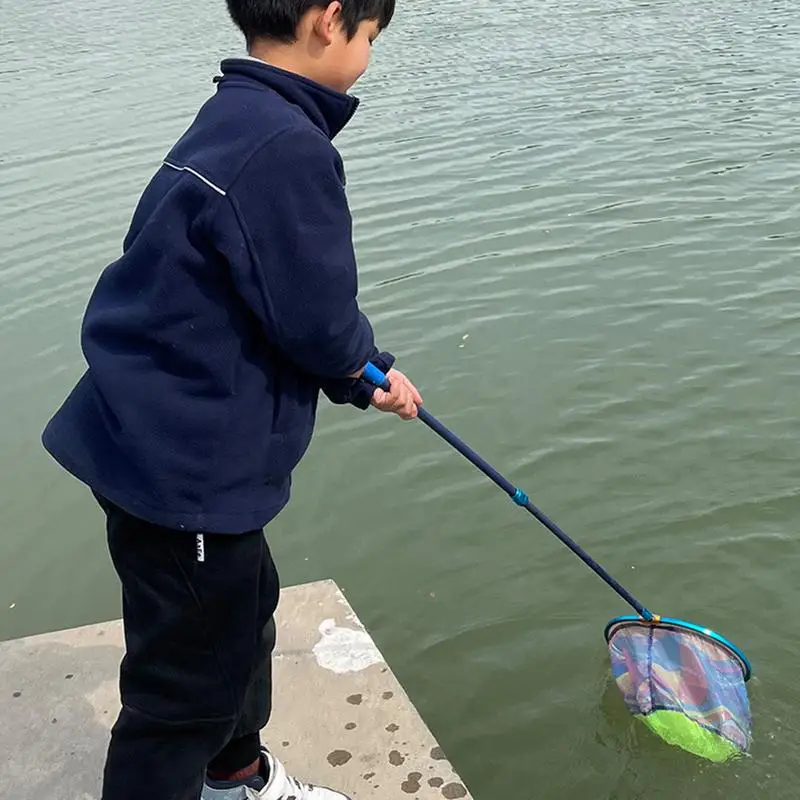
[416,407,652,620]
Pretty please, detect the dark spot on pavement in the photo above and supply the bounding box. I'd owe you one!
[431,746,446,760]
[327,750,352,767]
[345,722,356,730]
[386,723,399,733]
[12,692,21,698]
[389,749,405,766]
[382,691,394,700]
[429,777,444,787]
[401,772,422,793]
[347,694,363,705]
[65,674,74,680]
[282,741,290,747]
[363,772,375,781]
[442,783,468,798]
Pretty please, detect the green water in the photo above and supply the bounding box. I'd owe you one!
[2,0,799,796]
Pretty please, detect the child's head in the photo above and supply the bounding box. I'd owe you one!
[226,0,395,92]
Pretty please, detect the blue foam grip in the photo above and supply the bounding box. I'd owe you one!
[363,362,391,391]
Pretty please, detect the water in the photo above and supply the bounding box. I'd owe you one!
[2,0,799,796]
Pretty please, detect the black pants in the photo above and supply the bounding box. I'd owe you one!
[96,495,279,800]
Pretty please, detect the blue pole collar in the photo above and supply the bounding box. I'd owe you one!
[512,488,529,506]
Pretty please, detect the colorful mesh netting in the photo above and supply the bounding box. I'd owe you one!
[606,618,751,762]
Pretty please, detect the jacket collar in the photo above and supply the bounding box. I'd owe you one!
[215,57,359,139]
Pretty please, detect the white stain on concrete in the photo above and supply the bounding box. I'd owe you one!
[312,618,384,674]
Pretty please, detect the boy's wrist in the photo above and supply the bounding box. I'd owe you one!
[317,350,395,408]
[347,350,395,409]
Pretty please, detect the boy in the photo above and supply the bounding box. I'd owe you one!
[41,1,421,799]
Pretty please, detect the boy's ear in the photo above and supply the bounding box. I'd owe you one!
[313,1,344,45]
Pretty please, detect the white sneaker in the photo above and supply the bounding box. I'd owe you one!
[202,748,352,800]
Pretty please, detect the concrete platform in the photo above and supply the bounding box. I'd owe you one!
[0,580,471,800]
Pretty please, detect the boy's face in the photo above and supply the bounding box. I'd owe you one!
[324,17,380,93]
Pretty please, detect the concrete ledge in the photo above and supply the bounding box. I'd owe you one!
[0,580,471,799]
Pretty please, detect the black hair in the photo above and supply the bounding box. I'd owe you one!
[226,0,395,45]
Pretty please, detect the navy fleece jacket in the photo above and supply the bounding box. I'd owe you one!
[42,59,394,533]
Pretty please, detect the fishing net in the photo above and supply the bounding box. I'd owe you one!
[605,616,752,762]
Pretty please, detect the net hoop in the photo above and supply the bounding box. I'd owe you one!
[604,615,752,682]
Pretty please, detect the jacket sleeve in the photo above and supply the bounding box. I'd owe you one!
[215,125,377,380]
[319,349,396,408]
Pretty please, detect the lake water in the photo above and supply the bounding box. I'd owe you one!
[1,0,799,796]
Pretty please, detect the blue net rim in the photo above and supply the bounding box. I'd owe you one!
[604,614,752,682]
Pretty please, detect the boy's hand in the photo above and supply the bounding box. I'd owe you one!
[369,369,423,420]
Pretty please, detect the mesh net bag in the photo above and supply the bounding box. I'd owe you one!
[606,617,752,762]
